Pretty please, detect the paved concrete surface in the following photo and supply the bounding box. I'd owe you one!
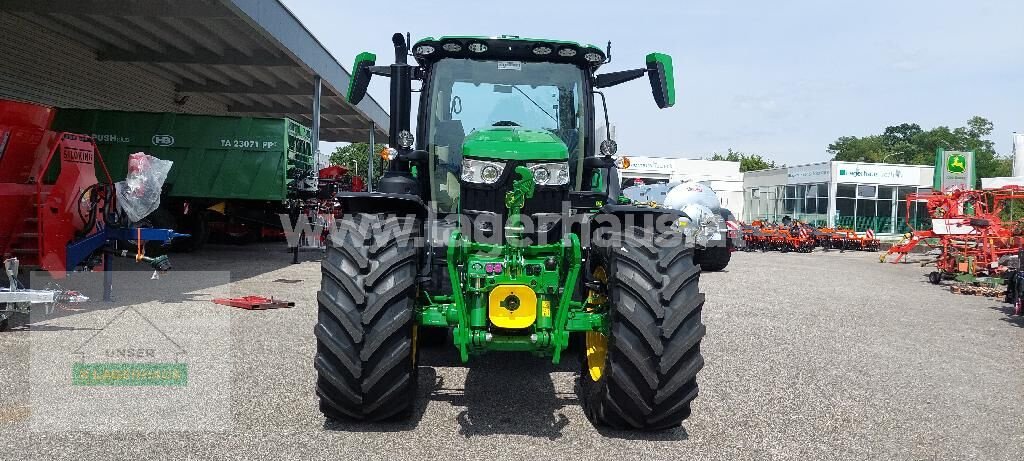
[2,243,1022,460]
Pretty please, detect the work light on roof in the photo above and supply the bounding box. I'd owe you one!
[584,52,603,63]
[442,42,462,52]
[468,42,488,53]
[532,45,552,55]
[557,47,577,57]
[397,130,414,149]
[414,44,435,56]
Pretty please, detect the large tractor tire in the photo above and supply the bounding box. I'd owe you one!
[694,245,731,272]
[315,214,421,421]
[579,226,706,431]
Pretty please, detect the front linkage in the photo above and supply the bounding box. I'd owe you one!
[417,167,603,363]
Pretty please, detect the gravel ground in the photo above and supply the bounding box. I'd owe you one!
[2,243,1022,460]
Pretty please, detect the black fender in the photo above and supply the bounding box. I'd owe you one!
[577,204,691,286]
[580,203,691,245]
[335,192,429,219]
[594,203,690,226]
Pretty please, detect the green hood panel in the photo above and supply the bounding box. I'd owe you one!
[462,127,569,161]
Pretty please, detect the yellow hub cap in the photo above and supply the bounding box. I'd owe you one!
[585,265,609,381]
[585,331,608,381]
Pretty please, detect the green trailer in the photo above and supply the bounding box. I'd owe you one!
[51,110,315,247]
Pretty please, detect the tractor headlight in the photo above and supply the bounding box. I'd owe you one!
[527,162,570,186]
[461,158,505,184]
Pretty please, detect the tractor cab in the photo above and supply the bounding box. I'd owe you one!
[412,37,593,215]
[343,34,675,217]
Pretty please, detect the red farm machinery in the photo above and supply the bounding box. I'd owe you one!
[881,186,1024,290]
[1,99,185,328]
[742,220,879,253]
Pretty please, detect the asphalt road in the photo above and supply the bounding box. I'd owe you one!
[2,243,1022,460]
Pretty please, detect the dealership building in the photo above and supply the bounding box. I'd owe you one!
[742,161,935,234]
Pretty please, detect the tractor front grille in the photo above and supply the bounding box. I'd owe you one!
[460,162,568,216]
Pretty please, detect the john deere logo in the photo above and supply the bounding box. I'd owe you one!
[152,134,175,147]
[947,154,966,173]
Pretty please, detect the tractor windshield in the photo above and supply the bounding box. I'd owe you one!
[423,58,586,212]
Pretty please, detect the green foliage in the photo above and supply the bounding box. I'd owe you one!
[708,148,781,172]
[329,143,386,184]
[827,116,1012,185]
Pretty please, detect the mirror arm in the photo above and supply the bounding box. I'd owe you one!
[594,68,646,89]
[370,65,392,77]
[593,91,611,142]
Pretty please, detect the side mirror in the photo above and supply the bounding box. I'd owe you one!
[346,52,376,104]
[645,53,675,109]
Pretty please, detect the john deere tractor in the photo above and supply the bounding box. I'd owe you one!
[316,33,705,431]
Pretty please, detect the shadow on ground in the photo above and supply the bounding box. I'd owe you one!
[987,304,1024,328]
[7,242,307,327]
[324,347,690,441]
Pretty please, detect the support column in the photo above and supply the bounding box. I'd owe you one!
[368,123,375,192]
[311,75,322,168]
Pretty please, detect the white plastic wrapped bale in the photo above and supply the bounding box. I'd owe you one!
[115,152,173,223]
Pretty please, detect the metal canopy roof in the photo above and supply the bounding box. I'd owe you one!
[0,0,388,142]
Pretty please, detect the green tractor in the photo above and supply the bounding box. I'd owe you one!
[316,33,705,431]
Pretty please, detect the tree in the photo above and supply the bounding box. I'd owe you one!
[329,143,386,184]
[827,116,1012,184]
[827,135,886,162]
[708,148,780,172]
[880,123,924,163]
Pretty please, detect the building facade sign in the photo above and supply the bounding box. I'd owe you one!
[786,164,831,184]
[834,162,923,186]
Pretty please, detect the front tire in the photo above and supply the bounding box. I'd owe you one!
[578,226,706,431]
[315,214,420,421]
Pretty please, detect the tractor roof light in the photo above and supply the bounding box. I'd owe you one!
[532,45,552,55]
[397,130,414,149]
[584,52,603,63]
[468,42,488,53]
[600,139,618,156]
[442,42,462,52]
[414,44,435,56]
[557,47,577,57]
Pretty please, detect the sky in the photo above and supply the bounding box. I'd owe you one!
[282,0,1024,165]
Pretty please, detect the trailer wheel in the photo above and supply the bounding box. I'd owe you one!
[579,226,705,431]
[315,214,421,421]
[694,245,731,272]
[928,271,942,285]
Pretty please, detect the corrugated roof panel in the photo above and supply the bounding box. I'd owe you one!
[0,0,387,142]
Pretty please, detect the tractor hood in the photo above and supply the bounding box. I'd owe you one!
[462,127,568,161]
